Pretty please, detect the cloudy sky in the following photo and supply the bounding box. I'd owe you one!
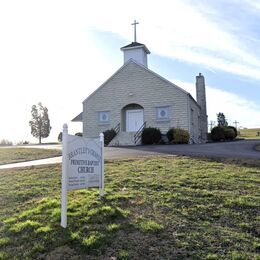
[0,0,260,143]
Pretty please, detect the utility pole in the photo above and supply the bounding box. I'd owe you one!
[233,120,239,129]
[209,121,215,131]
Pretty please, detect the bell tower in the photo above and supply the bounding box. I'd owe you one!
[120,20,150,67]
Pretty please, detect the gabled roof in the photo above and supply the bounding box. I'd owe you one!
[121,42,145,48]
[71,112,83,122]
[83,59,199,108]
[120,42,150,54]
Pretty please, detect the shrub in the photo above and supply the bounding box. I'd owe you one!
[211,126,236,141]
[167,128,190,144]
[103,129,117,146]
[141,127,162,145]
[75,132,83,137]
[173,128,190,144]
[166,128,176,142]
[227,126,237,138]
[223,127,236,140]
[211,126,225,141]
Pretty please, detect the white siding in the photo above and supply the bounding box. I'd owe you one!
[83,61,190,138]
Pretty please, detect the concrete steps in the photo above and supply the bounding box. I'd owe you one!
[108,131,141,146]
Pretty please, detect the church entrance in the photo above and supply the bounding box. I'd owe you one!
[121,103,144,132]
[126,109,144,132]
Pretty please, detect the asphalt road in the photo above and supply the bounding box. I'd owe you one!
[109,139,260,159]
[0,140,259,169]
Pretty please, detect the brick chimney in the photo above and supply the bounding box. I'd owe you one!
[196,73,208,142]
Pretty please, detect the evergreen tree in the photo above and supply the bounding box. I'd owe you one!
[217,112,228,127]
[29,103,51,144]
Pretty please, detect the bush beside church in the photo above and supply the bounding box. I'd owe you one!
[140,127,190,145]
[210,126,237,141]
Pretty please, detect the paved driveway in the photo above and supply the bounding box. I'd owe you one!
[0,140,259,169]
[111,140,260,159]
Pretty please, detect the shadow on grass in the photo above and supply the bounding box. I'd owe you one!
[1,189,165,259]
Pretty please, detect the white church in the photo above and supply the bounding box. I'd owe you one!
[73,22,208,146]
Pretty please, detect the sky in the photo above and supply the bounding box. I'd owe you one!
[0,0,260,144]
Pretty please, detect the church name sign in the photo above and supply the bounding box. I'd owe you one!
[61,124,104,228]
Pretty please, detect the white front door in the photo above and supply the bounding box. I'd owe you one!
[126,109,144,132]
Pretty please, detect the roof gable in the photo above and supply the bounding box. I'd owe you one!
[83,59,198,107]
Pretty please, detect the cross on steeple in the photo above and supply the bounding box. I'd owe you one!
[131,20,139,42]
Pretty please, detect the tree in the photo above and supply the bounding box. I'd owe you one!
[58,132,62,142]
[217,112,228,127]
[29,102,51,144]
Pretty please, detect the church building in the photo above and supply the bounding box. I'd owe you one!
[73,23,208,145]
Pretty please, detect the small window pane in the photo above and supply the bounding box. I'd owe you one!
[99,111,109,122]
[156,106,169,120]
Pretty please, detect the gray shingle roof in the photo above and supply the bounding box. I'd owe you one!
[71,112,83,122]
[120,42,150,54]
[121,42,145,48]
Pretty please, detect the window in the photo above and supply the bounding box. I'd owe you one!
[156,106,170,120]
[98,111,110,123]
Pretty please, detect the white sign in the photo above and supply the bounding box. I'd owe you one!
[67,136,102,190]
[61,124,104,228]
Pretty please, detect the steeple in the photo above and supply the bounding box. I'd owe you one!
[120,21,150,67]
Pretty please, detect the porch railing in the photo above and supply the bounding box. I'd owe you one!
[134,122,146,144]
[105,123,120,146]
[113,122,120,135]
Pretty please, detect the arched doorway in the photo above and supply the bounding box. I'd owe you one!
[121,104,144,132]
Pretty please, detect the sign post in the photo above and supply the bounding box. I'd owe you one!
[61,124,68,228]
[99,133,104,198]
[61,124,105,228]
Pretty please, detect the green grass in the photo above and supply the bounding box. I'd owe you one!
[238,128,260,139]
[0,156,260,259]
[0,148,61,165]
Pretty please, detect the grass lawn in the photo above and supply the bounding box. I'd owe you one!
[0,156,259,259]
[238,128,260,140]
[0,148,61,165]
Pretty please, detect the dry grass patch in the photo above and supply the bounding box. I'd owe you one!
[0,147,61,165]
[239,128,260,139]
